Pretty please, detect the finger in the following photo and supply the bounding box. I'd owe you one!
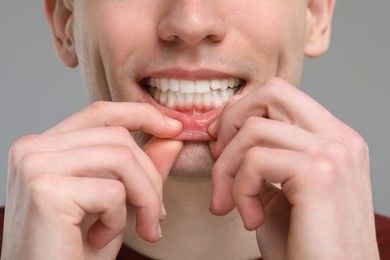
[226,147,328,230]
[143,138,184,182]
[44,101,182,137]
[10,126,142,165]
[21,147,163,242]
[143,138,183,219]
[127,138,183,220]
[211,147,310,221]
[12,127,168,221]
[28,174,128,248]
[232,155,278,230]
[69,178,128,249]
[256,184,290,260]
[214,78,342,156]
[213,117,320,176]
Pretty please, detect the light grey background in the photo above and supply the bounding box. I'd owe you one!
[1,1,389,216]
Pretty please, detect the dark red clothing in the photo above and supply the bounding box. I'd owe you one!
[1,208,389,259]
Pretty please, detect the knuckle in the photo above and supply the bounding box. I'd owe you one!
[107,126,139,150]
[261,77,293,102]
[88,100,110,112]
[241,117,266,140]
[111,146,137,167]
[326,141,351,165]
[347,131,369,158]
[262,78,295,96]
[106,180,127,204]
[243,116,261,128]
[261,79,280,94]
[9,135,42,166]
[309,154,339,186]
[242,116,263,132]
[109,126,132,140]
[87,101,111,120]
[244,147,262,166]
[17,152,46,182]
[29,174,61,204]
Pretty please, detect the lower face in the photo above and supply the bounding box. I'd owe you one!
[73,0,308,176]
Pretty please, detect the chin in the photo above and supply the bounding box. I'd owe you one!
[132,132,215,177]
[169,141,215,177]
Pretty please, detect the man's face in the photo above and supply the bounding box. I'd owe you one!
[62,0,323,176]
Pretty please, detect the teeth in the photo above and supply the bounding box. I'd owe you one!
[185,93,194,110]
[196,80,211,93]
[147,77,241,93]
[220,79,228,91]
[210,80,220,90]
[212,90,222,107]
[220,90,230,103]
[194,92,203,108]
[151,88,237,111]
[167,91,176,108]
[170,79,180,92]
[146,77,243,111]
[234,78,241,86]
[180,80,195,93]
[160,78,170,92]
[203,91,211,108]
[177,92,185,108]
[160,91,168,105]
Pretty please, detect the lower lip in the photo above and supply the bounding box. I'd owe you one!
[142,89,224,141]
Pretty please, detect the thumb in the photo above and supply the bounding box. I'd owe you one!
[143,138,183,182]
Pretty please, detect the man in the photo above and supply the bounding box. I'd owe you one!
[1,0,389,259]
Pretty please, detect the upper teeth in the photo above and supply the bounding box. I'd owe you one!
[147,78,242,93]
[146,77,243,111]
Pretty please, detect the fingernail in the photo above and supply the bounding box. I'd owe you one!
[208,119,219,136]
[165,116,182,128]
[158,224,163,240]
[161,204,167,220]
[209,141,217,157]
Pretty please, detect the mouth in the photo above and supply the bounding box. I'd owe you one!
[143,77,243,113]
[140,77,245,140]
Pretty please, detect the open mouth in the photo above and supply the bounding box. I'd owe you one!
[141,77,245,140]
[142,77,244,114]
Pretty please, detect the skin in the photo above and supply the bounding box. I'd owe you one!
[2,0,380,259]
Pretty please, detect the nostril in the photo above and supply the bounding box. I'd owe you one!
[157,3,226,46]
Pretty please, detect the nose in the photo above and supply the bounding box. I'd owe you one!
[158,1,226,46]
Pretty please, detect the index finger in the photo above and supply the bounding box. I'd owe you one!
[213,78,344,156]
[44,101,182,137]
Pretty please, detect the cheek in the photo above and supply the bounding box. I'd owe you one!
[226,2,307,79]
[97,8,149,72]
[84,3,157,101]
[242,5,306,51]
[240,3,307,83]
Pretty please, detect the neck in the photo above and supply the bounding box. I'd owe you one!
[124,176,261,259]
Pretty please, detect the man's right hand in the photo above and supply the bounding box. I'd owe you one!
[2,101,183,260]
